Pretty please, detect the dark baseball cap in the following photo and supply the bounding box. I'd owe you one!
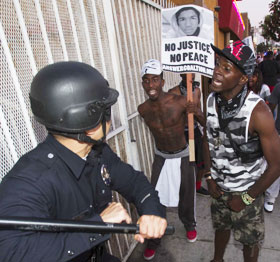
[211,40,255,75]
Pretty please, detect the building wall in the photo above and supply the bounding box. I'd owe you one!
[242,12,252,39]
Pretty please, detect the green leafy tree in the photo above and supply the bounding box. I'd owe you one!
[260,0,280,42]
[256,42,271,53]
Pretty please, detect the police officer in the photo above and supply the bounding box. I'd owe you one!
[0,62,167,262]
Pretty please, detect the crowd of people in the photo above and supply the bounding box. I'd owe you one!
[138,41,280,262]
[253,49,280,213]
[137,41,280,262]
[0,41,280,262]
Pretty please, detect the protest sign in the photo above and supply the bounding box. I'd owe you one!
[242,36,256,56]
[161,5,215,77]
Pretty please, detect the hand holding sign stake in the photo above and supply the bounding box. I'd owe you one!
[187,73,195,162]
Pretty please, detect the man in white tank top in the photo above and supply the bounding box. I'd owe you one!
[264,81,280,212]
[203,41,280,262]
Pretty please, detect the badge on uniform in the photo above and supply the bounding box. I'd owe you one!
[101,164,111,187]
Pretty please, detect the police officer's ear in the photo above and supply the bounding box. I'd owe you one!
[239,74,248,86]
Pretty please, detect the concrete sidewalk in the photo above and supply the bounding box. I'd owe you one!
[127,192,280,262]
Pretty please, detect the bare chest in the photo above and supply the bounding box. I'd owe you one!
[143,105,185,130]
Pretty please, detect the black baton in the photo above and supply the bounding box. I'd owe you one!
[0,217,175,235]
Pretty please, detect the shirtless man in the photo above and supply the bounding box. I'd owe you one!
[138,59,200,260]
[169,74,209,196]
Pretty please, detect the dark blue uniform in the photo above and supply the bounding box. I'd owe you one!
[0,135,165,262]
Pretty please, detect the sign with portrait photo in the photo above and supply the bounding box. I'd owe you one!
[161,5,215,77]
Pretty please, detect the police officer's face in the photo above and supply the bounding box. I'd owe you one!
[86,121,111,140]
[177,10,199,36]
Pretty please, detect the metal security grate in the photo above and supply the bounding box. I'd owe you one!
[111,0,179,180]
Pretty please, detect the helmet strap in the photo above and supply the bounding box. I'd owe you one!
[77,133,104,145]
[48,116,108,146]
[48,131,103,146]
[101,117,107,141]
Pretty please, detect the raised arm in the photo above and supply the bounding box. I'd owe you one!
[103,145,167,243]
[185,99,205,126]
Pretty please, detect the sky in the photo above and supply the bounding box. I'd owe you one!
[236,0,272,27]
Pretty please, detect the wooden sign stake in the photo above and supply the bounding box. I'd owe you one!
[186,73,195,162]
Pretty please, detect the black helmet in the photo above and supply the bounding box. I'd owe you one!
[30,61,119,143]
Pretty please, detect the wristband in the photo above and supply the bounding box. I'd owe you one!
[241,192,255,205]
[203,171,211,177]
[203,171,212,180]
[205,175,212,181]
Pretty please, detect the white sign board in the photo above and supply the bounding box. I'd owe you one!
[161,5,215,77]
[242,36,255,56]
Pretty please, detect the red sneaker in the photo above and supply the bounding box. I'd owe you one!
[143,248,156,260]
[186,230,197,242]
